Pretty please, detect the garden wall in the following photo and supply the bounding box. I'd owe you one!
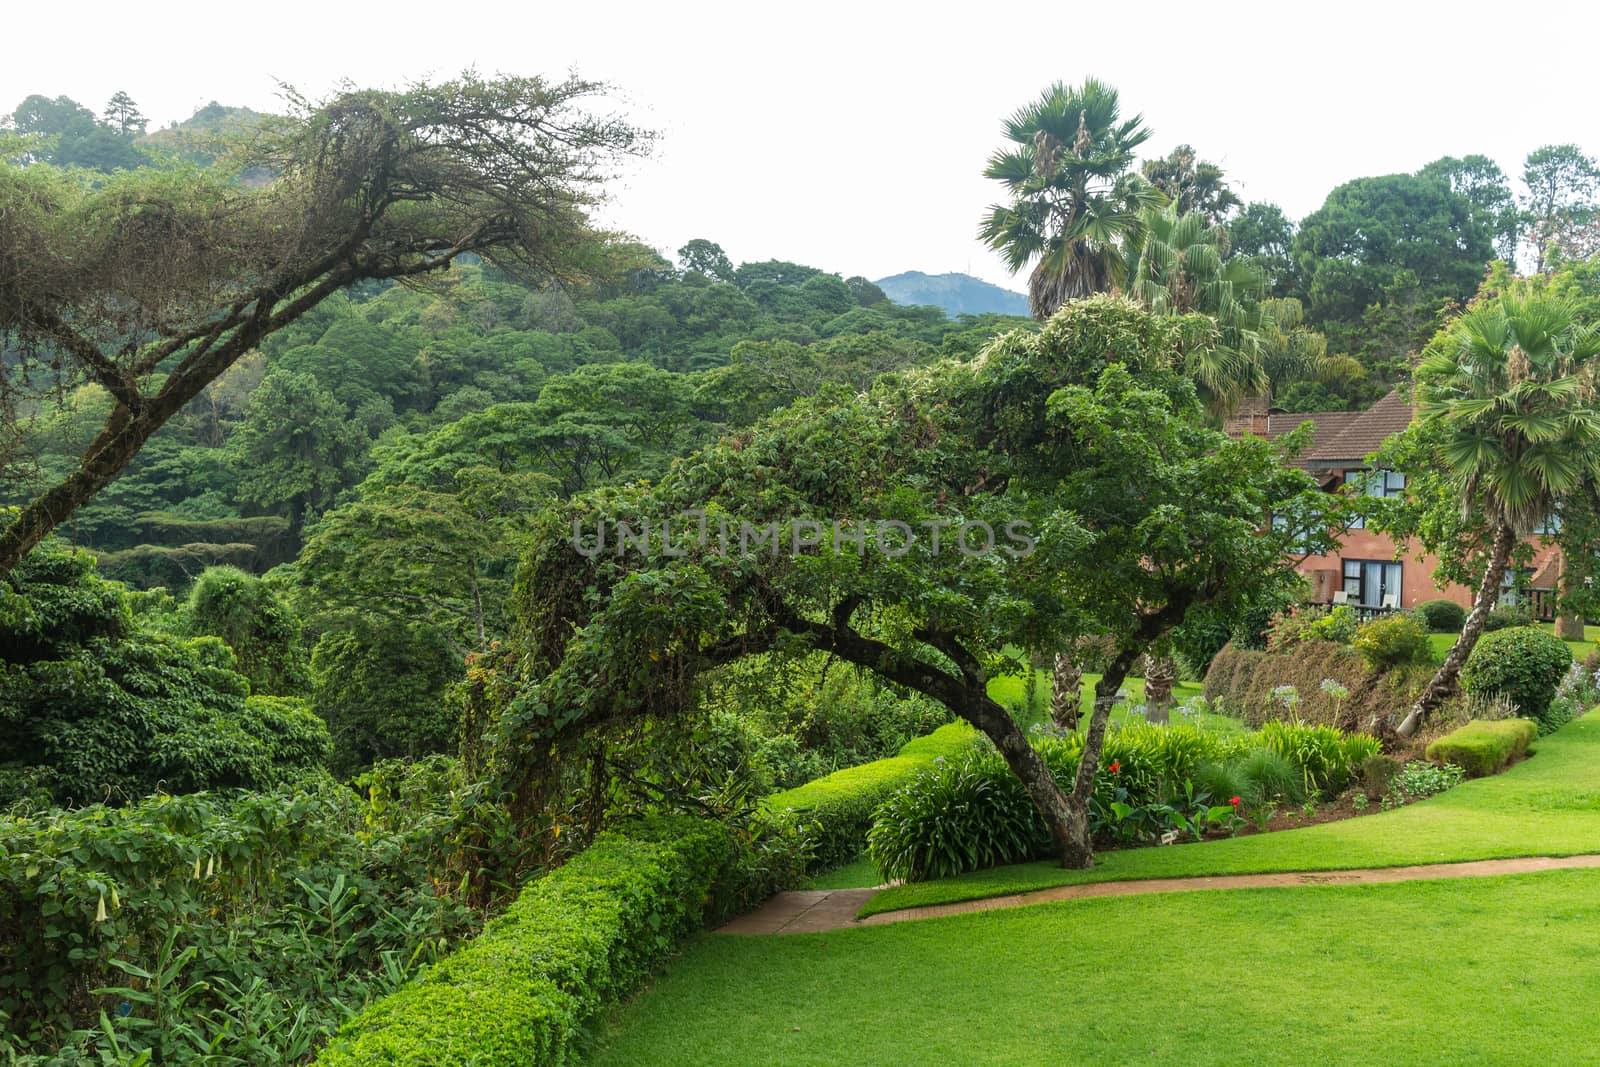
[1203,641,1431,733]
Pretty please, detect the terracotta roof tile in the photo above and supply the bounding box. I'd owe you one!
[1305,389,1415,464]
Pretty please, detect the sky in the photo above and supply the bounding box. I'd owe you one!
[7,0,1599,291]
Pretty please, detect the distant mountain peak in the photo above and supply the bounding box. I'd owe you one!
[873,271,1028,318]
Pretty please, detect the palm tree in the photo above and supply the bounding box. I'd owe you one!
[1140,144,1242,225]
[980,79,1160,321]
[1397,289,1600,737]
[1124,204,1269,410]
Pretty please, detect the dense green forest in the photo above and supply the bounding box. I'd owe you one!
[4,76,1600,1064]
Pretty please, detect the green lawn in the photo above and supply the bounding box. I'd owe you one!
[808,854,880,890]
[986,670,1219,731]
[861,706,1600,917]
[592,868,1600,1066]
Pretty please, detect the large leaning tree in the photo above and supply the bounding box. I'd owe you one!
[485,298,1331,868]
[0,73,641,576]
[1378,287,1600,737]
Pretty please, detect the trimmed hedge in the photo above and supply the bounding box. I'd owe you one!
[314,816,734,1067]
[1416,599,1467,633]
[1461,626,1573,732]
[760,722,976,871]
[1426,719,1538,777]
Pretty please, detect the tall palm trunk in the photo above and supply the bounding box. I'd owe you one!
[1050,651,1083,730]
[1142,653,1176,724]
[1396,520,1518,737]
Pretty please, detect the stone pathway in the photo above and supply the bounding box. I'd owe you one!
[717,853,1600,935]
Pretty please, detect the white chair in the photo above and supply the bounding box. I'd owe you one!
[1382,593,1400,610]
[1332,591,1349,605]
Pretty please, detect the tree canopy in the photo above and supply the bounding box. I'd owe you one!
[482,298,1328,867]
[0,73,642,575]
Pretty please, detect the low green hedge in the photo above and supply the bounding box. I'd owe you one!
[314,816,734,1067]
[1425,719,1538,777]
[760,722,976,871]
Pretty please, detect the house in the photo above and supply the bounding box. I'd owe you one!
[1225,391,1566,620]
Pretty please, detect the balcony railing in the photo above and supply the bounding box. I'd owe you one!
[1312,590,1558,624]
[1310,601,1394,623]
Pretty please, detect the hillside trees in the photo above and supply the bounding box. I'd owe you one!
[0,73,643,577]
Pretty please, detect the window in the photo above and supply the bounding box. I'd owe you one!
[1536,512,1562,536]
[1342,559,1403,607]
[1342,469,1406,530]
[1499,567,1536,606]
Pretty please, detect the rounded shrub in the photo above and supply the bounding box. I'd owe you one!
[1415,599,1467,633]
[1461,626,1573,730]
[1351,612,1431,670]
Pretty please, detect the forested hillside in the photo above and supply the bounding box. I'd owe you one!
[5,74,1600,1066]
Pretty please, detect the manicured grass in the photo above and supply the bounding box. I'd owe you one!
[593,868,1600,1066]
[808,854,880,890]
[861,707,1600,917]
[986,670,1217,731]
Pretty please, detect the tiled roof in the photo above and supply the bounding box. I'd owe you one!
[1305,389,1415,464]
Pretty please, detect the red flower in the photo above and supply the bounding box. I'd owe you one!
[1229,795,1241,807]
[1108,760,1121,773]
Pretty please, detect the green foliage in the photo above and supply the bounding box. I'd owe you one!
[979,78,1158,318]
[1388,759,1467,801]
[1295,171,1491,332]
[1230,747,1306,805]
[316,816,734,1067]
[1483,607,1535,632]
[0,778,469,1061]
[1461,626,1573,730]
[761,724,976,873]
[186,565,309,694]
[866,746,1044,882]
[1350,612,1431,670]
[867,720,1376,881]
[0,542,328,806]
[1415,599,1467,633]
[309,622,462,774]
[1254,720,1380,798]
[1425,719,1538,777]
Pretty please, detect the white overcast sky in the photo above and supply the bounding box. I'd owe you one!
[7,0,1598,290]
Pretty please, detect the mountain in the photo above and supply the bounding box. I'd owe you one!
[874,271,1029,318]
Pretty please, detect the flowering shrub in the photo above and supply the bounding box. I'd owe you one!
[1350,612,1431,670]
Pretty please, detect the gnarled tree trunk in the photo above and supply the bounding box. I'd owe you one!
[1058,644,1144,868]
[1396,520,1517,738]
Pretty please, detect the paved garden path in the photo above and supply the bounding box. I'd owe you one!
[717,853,1600,934]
